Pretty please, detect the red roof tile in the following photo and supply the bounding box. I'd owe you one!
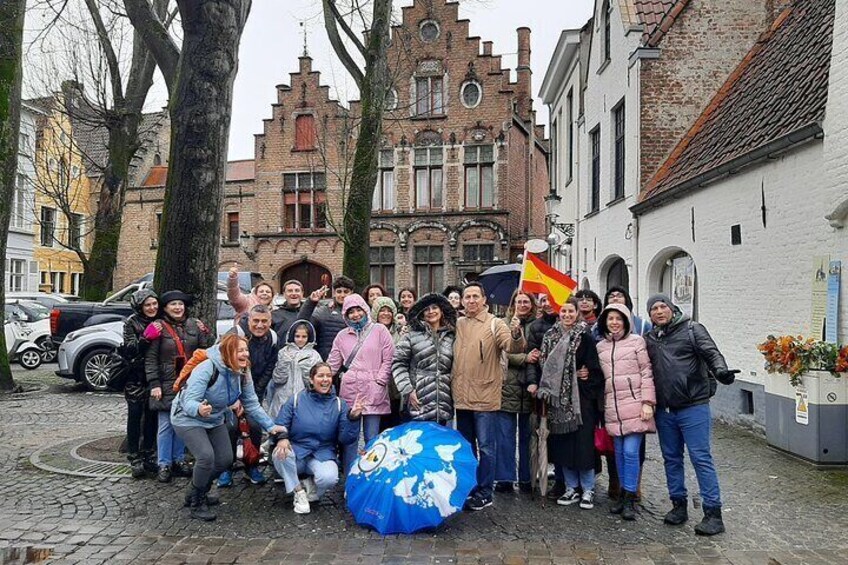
[138,161,255,187]
[141,166,168,187]
[633,0,689,45]
[638,0,834,206]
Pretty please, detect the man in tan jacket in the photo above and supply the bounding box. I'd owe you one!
[452,282,526,510]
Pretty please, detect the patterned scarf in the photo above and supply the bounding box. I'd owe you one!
[538,321,587,434]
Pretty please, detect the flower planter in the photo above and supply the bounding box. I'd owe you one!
[764,371,848,465]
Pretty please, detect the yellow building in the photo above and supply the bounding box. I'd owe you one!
[28,91,92,296]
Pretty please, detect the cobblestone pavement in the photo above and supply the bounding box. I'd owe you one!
[1,368,847,564]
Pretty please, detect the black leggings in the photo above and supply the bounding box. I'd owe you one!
[174,424,233,489]
[126,399,157,458]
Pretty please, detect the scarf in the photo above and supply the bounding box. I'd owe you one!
[347,316,369,333]
[537,320,587,434]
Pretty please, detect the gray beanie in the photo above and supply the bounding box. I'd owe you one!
[646,293,677,313]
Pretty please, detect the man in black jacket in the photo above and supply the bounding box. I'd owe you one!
[645,294,738,536]
[272,280,316,343]
[300,275,355,360]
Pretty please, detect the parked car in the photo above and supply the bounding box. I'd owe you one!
[49,280,229,347]
[6,292,76,310]
[4,300,54,362]
[3,312,44,370]
[132,271,264,293]
[56,293,236,391]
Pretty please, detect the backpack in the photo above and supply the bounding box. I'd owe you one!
[172,349,219,392]
[685,320,718,397]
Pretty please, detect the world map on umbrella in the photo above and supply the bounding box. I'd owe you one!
[347,425,473,520]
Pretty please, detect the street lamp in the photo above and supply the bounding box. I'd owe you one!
[544,193,575,272]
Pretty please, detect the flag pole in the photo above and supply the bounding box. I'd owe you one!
[518,246,530,292]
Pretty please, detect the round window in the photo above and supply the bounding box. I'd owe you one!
[461,81,482,108]
[420,20,440,42]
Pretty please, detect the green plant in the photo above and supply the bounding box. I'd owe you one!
[758,335,845,387]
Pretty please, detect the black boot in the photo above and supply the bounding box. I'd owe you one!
[694,506,725,536]
[184,487,220,507]
[157,465,172,483]
[142,453,158,474]
[172,460,193,478]
[664,497,688,525]
[621,490,637,521]
[187,485,217,522]
[129,455,145,479]
[609,488,625,515]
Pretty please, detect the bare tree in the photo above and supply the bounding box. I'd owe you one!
[321,0,393,288]
[0,0,26,391]
[125,0,250,327]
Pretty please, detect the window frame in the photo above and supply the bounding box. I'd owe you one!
[590,126,601,213]
[369,246,396,298]
[460,80,482,109]
[294,114,317,151]
[40,206,56,247]
[603,1,612,63]
[8,259,25,292]
[372,149,395,212]
[227,212,240,243]
[282,171,327,231]
[12,174,29,231]
[415,76,445,117]
[566,89,574,183]
[414,146,444,210]
[463,145,495,209]
[613,102,626,201]
[413,245,445,296]
[68,213,84,250]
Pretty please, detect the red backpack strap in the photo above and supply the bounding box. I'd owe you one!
[161,321,187,359]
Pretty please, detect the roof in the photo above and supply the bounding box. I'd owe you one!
[139,160,255,187]
[637,0,834,207]
[625,0,689,46]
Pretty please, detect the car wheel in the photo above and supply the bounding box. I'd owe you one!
[79,347,115,392]
[36,337,57,363]
[18,349,43,370]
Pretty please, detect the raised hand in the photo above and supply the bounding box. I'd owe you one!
[350,394,365,419]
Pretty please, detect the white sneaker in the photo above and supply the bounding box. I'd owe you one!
[557,487,581,506]
[293,489,311,514]
[579,489,595,509]
[302,477,319,502]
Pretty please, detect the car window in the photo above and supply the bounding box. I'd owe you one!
[106,284,139,303]
[19,302,49,321]
[4,305,19,322]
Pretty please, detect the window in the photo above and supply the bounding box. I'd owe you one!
[283,172,327,231]
[420,20,440,42]
[566,89,574,182]
[461,81,482,108]
[550,118,558,191]
[414,147,444,209]
[40,207,56,246]
[606,257,629,293]
[227,212,240,242]
[415,76,444,116]
[50,271,65,293]
[385,89,398,111]
[8,259,25,292]
[372,150,395,211]
[462,244,495,262]
[613,103,625,200]
[11,174,29,230]
[464,145,495,209]
[603,1,611,63]
[294,114,316,151]
[18,133,30,155]
[68,213,84,249]
[590,127,600,213]
[70,273,81,296]
[370,247,396,297]
[413,245,444,295]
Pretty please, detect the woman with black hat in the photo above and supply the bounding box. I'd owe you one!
[144,290,215,482]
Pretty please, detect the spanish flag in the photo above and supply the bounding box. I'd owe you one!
[519,252,578,310]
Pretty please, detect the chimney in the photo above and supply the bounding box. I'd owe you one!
[515,27,532,120]
[299,55,312,74]
[482,41,493,56]
[60,80,84,111]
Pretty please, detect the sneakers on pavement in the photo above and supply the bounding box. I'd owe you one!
[130,458,145,479]
[557,487,580,506]
[247,467,267,485]
[217,471,233,488]
[579,489,595,510]
[465,493,494,511]
[157,465,172,483]
[293,489,311,514]
[302,477,319,502]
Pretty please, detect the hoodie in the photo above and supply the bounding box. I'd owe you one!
[371,296,401,343]
[122,290,158,401]
[265,321,323,419]
[170,345,275,431]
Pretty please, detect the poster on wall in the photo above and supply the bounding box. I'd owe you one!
[826,261,841,344]
[673,255,696,319]
[795,388,809,425]
[811,255,830,340]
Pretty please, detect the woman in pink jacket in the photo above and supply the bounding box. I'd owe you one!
[328,293,394,473]
[226,266,275,317]
[596,303,656,521]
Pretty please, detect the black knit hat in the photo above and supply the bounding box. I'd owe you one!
[407,293,457,332]
[159,290,193,308]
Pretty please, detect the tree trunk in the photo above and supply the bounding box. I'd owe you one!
[0,0,25,392]
[153,0,251,328]
[341,0,392,289]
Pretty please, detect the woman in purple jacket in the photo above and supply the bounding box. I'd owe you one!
[596,303,656,521]
[328,294,395,473]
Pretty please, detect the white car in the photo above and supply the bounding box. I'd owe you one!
[6,292,75,310]
[4,300,54,362]
[56,294,236,391]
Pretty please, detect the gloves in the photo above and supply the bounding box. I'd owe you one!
[715,369,740,385]
[143,323,162,340]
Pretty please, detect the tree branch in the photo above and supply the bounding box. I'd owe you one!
[123,0,180,92]
[322,0,364,88]
[327,0,366,56]
[82,0,124,107]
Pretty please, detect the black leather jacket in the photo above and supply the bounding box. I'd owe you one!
[644,315,729,409]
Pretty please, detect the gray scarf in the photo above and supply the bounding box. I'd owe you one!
[537,321,587,434]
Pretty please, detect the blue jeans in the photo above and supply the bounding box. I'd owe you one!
[563,466,595,492]
[494,411,531,484]
[157,410,185,466]
[273,451,339,498]
[456,410,498,499]
[614,434,644,493]
[342,414,382,474]
[655,403,722,508]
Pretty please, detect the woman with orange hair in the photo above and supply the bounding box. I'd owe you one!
[171,334,285,521]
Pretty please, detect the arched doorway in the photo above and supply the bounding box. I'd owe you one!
[277,260,331,293]
[605,257,629,294]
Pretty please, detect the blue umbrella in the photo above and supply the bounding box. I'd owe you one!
[345,422,478,535]
[478,263,522,305]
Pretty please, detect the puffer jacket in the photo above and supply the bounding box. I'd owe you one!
[265,321,323,419]
[122,313,156,402]
[525,312,557,386]
[327,294,395,415]
[144,315,214,410]
[596,304,656,436]
[275,388,359,462]
[392,293,457,422]
[500,314,534,413]
[644,307,729,410]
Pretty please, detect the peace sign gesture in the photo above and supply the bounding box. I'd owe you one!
[349,394,365,419]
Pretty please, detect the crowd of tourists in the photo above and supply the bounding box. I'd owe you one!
[118,267,737,535]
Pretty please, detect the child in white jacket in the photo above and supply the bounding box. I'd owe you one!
[265,321,322,420]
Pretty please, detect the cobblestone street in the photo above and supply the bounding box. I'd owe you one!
[0,367,846,564]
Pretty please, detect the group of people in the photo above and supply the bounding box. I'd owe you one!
[118,268,737,536]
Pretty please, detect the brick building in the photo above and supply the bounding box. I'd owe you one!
[115,0,549,296]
